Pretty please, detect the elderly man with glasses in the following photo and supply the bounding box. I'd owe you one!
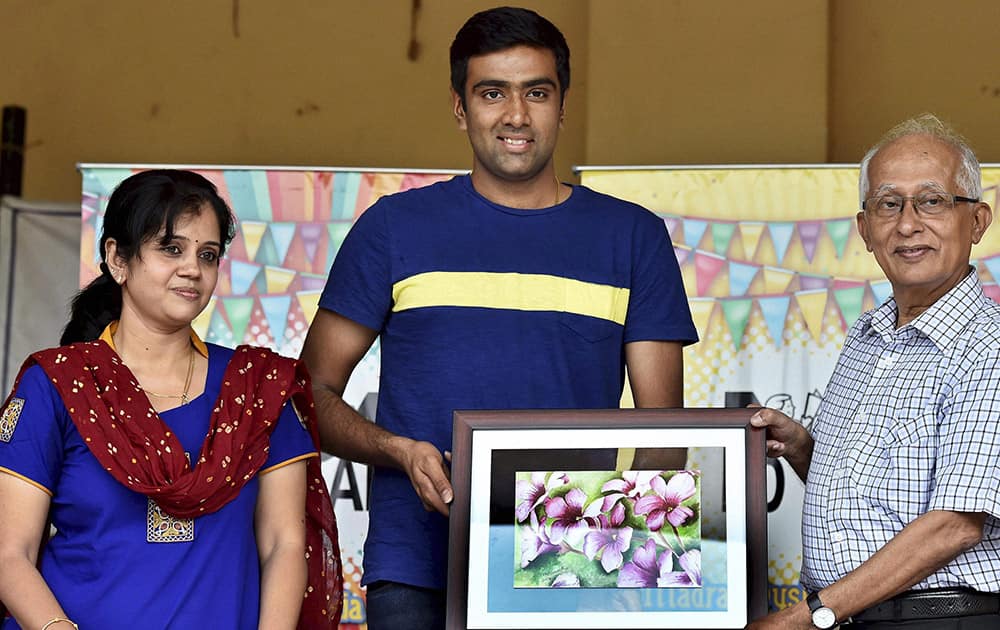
[749,114,1000,629]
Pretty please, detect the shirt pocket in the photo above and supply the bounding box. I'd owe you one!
[852,409,937,518]
[558,313,622,344]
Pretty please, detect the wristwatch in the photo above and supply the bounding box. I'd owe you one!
[806,591,836,629]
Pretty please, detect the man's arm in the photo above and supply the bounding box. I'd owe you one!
[626,340,687,470]
[749,509,987,629]
[300,309,453,514]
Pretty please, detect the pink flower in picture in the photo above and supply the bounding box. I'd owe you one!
[616,539,671,588]
[633,471,696,531]
[516,471,568,523]
[600,470,661,511]
[583,502,634,572]
[520,510,560,568]
[545,487,593,546]
[658,549,702,587]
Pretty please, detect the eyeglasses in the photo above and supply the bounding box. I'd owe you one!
[862,192,979,220]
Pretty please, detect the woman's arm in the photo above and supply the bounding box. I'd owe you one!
[0,472,74,627]
[255,460,309,630]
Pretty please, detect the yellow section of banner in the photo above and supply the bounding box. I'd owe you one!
[296,291,321,325]
[241,221,267,261]
[265,266,297,294]
[795,290,828,343]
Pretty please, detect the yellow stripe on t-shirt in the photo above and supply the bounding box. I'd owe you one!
[391,271,630,325]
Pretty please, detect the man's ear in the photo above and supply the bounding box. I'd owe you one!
[856,211,873,252]
[451,88,467,131]
[972,202,993,244]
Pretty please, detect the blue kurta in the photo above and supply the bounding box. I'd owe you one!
[0,343,316,629]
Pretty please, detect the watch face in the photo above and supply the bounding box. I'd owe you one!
[812,607,836,629]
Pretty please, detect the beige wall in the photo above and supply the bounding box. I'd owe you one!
[585,0,829,166]
[829,0,1000,163]
[2,1,998,202]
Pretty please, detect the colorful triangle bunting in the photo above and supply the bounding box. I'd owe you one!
[683,219,708,249]
[826,219,853,259]
[710,222,736,256]
[769,223,795,264]
[762,266,795,295]
[264,266,297,294]
[798,274,830,291]
[721,299,753,349]
[260,295,292,344]
[728,261,759,296]
[300,223,324,264]
[241,221,267,261]
[981,257,1000,284]
[759,296,791,348]
[694,251,726,296]
[797,221,823,263]
[268,223,296,264]
[296,291,322,325]
[230,260,262,296]
[739,222,766,260]
[871,280,893,306]
[833,286,865,329]
[687,299,716,341]
[664,217,681,240]
[796,290,828,343]
[222,297,255,344]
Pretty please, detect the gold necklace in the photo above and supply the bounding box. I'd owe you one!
[140,349,196,405]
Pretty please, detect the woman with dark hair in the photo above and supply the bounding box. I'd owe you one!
[0,170,341,629]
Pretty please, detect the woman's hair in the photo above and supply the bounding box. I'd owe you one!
[60,169,236,345]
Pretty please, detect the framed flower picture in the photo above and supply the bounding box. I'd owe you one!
[446,408,767,629]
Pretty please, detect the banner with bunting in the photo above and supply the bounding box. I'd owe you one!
[82,164,1000,621]
[581,165,1000,614]
[80,165,462,628]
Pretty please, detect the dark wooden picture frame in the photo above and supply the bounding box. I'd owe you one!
[446,408,767,630]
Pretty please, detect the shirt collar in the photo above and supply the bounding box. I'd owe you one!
[99,321,209,358]
[861,268,986,352]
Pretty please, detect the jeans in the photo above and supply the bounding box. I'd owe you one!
[365,580,446,630]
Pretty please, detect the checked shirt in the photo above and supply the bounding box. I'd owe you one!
[801,270,1000,593]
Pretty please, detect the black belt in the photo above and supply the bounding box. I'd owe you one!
[851,588,1000,622]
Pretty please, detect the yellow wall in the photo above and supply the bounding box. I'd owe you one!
[2,1,998,202]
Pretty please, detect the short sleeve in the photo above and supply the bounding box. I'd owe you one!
[930,351,1000,518]
[0,364,67,494]
[318,199,393,332]
[261,399,317,473]
[624,212,698,345]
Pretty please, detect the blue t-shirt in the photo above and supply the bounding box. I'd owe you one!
[0,344,316,629]
[319,175,697,589]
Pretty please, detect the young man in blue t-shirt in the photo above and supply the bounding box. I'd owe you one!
[301,7,698,629]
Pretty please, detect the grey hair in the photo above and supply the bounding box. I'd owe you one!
[858,113,982,207]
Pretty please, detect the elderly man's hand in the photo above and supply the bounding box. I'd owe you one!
[746,602,813,629]
[750,406,814,481]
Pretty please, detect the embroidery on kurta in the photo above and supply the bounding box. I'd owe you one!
[146,452,194,543]
[0,398,25,442]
